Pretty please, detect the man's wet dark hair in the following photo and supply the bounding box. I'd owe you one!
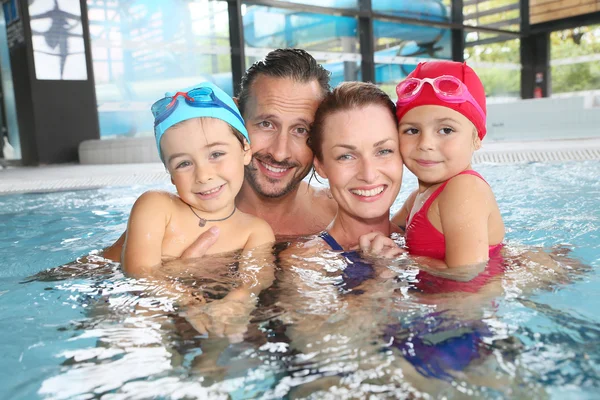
[237,48,331,116]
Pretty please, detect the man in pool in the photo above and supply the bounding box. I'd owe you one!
[102,49,338,261]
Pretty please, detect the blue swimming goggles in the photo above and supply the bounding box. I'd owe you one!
[152,82,249,160]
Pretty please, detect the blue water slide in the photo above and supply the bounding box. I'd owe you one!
[244,0,448,48]
[244,0,450,86]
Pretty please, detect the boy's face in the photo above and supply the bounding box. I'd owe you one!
[398,105,481,186]
[161,118,251,216]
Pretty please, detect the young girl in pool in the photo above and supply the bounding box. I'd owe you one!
[122,82,275,279]
[392,60,505,271]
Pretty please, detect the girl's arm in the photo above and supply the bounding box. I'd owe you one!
[122,191,170,278]
[438,174,494,268]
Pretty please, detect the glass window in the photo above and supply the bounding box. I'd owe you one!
[243,5,360,85]
[463,0,520,32]
[87,0,232,139]
[0,3,20,159]
[550,25,600,94]
[464,37,520,99]
[272,0,357,9]
[373,19,451,99]
[373,0,450,23]
[29,0,87,80]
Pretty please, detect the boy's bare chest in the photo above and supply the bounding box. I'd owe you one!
[161,209,250,257]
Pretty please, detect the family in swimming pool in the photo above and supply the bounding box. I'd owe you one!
[87,49,595,390]
[101,49,507,348]
[107,49,504,275]
[105,49,504,267]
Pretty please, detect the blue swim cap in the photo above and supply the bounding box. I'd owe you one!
[152,82,249,160]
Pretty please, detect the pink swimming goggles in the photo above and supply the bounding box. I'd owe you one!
[395,75,486,122]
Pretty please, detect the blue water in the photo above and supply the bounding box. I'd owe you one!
[0,161,599,399]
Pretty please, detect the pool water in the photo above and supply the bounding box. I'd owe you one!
[0,161,599,399]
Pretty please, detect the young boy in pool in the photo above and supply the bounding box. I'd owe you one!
[122,82,275,278]
[391,60,505,270]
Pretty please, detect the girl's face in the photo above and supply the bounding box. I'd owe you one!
[161,118,251,216]
[314,104,403,221]
[398,105,481,187]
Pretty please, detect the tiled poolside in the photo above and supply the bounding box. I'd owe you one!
[1,137,599,195]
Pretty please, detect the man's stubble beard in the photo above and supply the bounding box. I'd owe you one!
[244,155,312,199]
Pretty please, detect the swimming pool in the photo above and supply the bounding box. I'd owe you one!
[1,161,598,399]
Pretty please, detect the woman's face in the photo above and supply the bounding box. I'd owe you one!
[314,104,403,221]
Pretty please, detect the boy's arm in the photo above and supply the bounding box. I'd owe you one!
[226,219,276,301]
[122,191,169,278]
[185,220,275,341]
[102,227,219,263]
[438,174,492,269]
[243,218,275,253]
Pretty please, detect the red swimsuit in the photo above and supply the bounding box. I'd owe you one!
[406,170,504,293]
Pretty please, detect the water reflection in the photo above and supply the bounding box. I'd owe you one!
[20,239,597,399]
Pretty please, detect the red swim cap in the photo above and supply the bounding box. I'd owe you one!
[395,61,487,140]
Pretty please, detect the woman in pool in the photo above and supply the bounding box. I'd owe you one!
[277,81,403,299]
[310,82,404,251]
[273,82,522,395]
[271,81,406,394]
[275,82,403,315]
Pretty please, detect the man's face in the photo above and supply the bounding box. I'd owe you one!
[242,75,323,198]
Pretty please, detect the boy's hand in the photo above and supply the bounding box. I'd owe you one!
[180,226,220,259]
[185,298,255,343]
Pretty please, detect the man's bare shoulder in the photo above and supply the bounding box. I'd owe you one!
[236,210,273,233]
[300,182,337,210]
